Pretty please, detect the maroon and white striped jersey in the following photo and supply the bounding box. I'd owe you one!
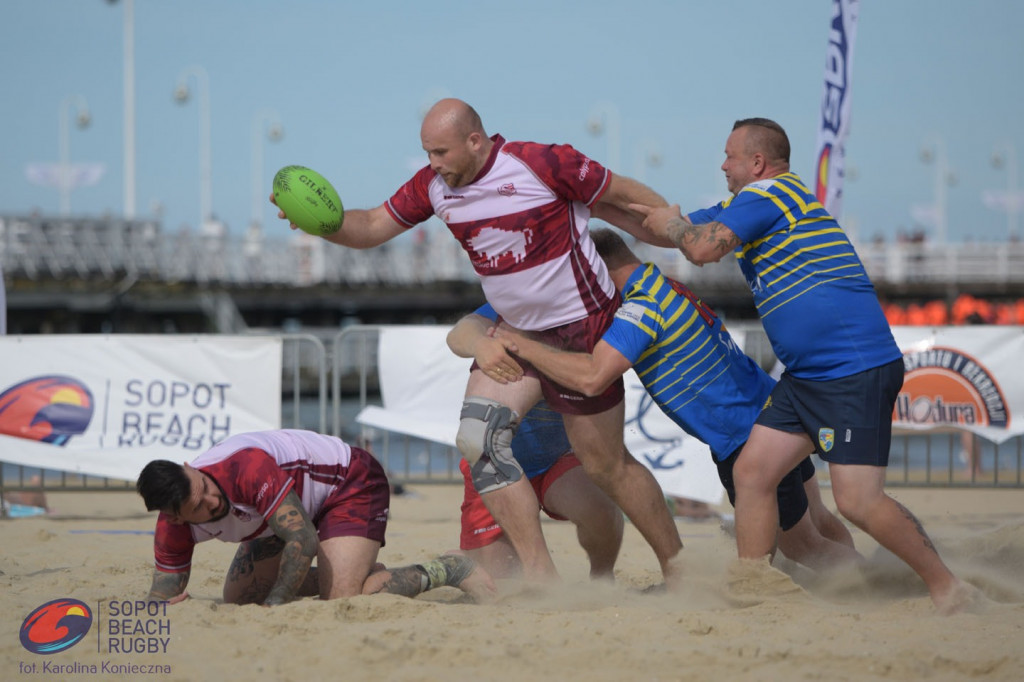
[152,429,357,572]
[386,135,618,331]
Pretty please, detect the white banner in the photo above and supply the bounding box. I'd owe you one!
[357,326,473,446]
[0,335,282,480]
[357,327,725,504]
[892,326,1022,444]
[621,373,725,505]
[814,0,859,218]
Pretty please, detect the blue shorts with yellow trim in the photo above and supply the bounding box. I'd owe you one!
[756,358,904,466]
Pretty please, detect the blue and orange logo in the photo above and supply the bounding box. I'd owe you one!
[0,375,94,445]
[20,598,93,654]
[896,347,1009,428]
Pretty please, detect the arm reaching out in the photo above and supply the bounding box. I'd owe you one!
[496,325,632,397]
[629,203,741,265]
[270,194,406,249]
[591,174,675,248]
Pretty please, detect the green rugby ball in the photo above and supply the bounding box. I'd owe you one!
[272,165,344,236]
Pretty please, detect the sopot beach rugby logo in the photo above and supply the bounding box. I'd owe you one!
[0,375,94,445]
[895,346,1009,428]
[19,599,94,655]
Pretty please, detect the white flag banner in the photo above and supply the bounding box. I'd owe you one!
[357,326,725,504]
[0,335,282,480]
[892,326,1023,444]
[814,0,860,219]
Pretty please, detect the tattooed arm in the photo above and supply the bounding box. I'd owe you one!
[666,217,741,265]
[145,568,190,603]
[262,490,319,606]
[224,536,285,604]
[628,203,742,265]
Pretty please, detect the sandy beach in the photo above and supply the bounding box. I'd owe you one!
[2,483,1022,681]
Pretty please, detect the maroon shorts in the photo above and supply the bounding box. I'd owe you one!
[458,453,582,550]
[314,446,390,546]
[501,301,624,415]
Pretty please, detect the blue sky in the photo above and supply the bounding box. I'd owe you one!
[1,0,1022,244]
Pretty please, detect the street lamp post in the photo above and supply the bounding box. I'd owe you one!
[991,142,1020,240]
[122,0,136,219]
[919,139,957,244]
[586,102,621,171]
[107,0,136,218]
[174,65,212,229]
[251,110,284,229]
[59,94,92,215]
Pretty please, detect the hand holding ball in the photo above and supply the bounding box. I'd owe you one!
[272,165,344,236]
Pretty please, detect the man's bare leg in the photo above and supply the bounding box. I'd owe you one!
[829,463,976,613]
[541,465,623,579]
[563,401,683,587]
[458,370,557,581]
[803,475,855,549]
[463,536,522,579]
[776,511,863,571]
[316,536,382,598]
[362,554,497,602]
[479,477,559,580]
[733,425,813,561]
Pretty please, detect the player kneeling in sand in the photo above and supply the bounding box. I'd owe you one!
[136,429,495,606]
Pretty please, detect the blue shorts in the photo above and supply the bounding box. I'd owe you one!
[756,358,904,466]
[716,447,812,531]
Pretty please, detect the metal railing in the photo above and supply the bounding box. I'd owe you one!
[2,325,1021,512]
[5,214,1024,291]
[331,326,462,484]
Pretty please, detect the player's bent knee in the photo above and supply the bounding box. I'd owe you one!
[457,397,508,463]
[470,455,524,495]
[455,397,523,494]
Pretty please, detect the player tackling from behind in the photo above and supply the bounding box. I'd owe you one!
[272,98,684,588]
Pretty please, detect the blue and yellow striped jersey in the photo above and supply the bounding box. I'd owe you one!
[601,264,774,461]
[688,172,900,380]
